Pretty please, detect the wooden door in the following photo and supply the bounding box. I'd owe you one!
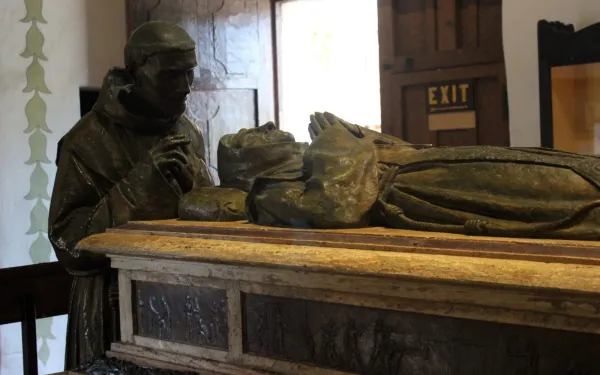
[126,0,275,183]
[378,0,509,146]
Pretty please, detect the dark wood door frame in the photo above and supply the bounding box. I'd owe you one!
[377,0,507,145]
[537,20,600,148]
[378,0,396,137]
[271,0,283,127]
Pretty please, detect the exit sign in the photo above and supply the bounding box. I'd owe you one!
[426,80,474,114]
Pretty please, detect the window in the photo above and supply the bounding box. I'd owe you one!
[277,0,381,142]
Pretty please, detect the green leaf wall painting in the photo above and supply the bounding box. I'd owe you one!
[21,0,54,365]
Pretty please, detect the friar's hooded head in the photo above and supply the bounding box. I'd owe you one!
[124,21,197,119]
[94,22,198,133]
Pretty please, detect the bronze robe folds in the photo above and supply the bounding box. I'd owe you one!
[247,124,600,240]
[49,68,212,368]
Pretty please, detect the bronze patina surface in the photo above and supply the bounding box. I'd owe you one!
[246,112,600,241]
[48,21,213,369]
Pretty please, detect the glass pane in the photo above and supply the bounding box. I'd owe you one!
[0,248,62,374]
[0,316,67,375]
[0,323,23,375]
[278,0,381,143]
[551,63,600,154]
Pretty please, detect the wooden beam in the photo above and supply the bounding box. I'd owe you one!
[392,48,503,73]
[378,0,396,136]
[0,262,72,325]
[394,62,505,87]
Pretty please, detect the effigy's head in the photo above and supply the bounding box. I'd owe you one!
[124,21,197,117]
[217,122,308,191]
[225,122,296,148]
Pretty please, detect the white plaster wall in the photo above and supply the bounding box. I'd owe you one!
[503,0,600,146]
[0,0,126,373]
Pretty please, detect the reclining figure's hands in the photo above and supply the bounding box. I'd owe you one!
[308,112,332,141]
[309,112,364,140]
[309,112,408,146]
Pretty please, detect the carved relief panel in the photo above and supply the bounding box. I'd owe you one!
[126,0,274,183]
[243,293,600,374]
[127,0,260,87]
[134,281,228,349]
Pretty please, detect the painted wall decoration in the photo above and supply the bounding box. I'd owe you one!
[21,0,55,365]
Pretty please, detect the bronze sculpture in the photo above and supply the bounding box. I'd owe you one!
[48,21,212,369]
[47,18,600,370]
[179,122,307,221]
[246,112,600,240]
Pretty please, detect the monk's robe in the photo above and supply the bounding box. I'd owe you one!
[247,123,600,240]
[48,68,213,368]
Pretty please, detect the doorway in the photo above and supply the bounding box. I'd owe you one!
[276,0,381,142]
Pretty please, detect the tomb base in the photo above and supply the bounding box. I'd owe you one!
[77,220,600,374]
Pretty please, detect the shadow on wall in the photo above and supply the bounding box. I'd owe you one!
[80,88,100,117]
[84,0,127,86]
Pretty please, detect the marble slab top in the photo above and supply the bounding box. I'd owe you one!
[76,220,600,295]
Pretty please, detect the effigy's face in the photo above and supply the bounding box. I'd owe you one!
[136,49,197,117]
[231,122,296,148]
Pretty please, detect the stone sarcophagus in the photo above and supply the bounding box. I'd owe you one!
[77,220,600,374]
